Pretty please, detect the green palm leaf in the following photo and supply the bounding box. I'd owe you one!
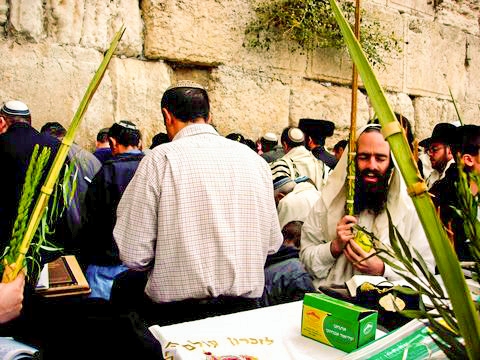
[2,26,125,283]
[329,1,480,358]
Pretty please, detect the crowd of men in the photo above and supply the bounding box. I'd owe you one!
[0,81,479,359]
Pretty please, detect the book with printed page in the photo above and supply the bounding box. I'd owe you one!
[0,337,38,360]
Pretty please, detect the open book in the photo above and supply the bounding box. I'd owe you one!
[0,337,38,360]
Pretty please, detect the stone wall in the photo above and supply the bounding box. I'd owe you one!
[0,0,478,150]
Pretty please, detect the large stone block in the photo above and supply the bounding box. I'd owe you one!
[44,0,142,56]
[307,3,404,93]
[289,80,371,145]
[208,66,290,141]
[9,0,44,41]
[79,0,143,56]
[142,0,251,65]
[384,91,415,126]
[108,57,172,147]
[0,41,116,150]
[405,18,468,98]
[45,0,84,44]
[465,33,480,105]
[389,0,434,16]
[0,0,7,28]
[413,96,460,141]
[237,37,309,76]
[435,0,480,35]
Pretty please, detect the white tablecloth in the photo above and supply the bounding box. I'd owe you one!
[148,300,384,360]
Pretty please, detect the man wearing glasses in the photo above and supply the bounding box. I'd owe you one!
[419,123,457,189]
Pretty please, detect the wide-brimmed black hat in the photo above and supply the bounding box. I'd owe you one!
[453,124,480,155]
[419,123,457,148]
[298,118,335,140]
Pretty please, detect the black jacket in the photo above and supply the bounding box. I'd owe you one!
[430,163,473,262]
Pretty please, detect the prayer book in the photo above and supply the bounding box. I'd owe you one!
[35,255,90,298]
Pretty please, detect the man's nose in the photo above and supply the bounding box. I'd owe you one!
[366,158,378,170]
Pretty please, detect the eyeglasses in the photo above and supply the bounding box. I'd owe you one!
[427,145,446,154]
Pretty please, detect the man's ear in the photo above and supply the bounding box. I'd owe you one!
[462,154,475,167]
[162,108,173,127]
[307,137,315,149]
[206,113,212,124]
[108,136,117,150]
[275,192,286,206]
[446,145,453,157]
[0,116,7,134]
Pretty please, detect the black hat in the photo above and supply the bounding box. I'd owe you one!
[419,123,458,148]
[454,125,480,156]
[298,118,335,140]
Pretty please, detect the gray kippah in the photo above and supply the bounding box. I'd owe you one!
[166,80,206,91]
[1,100,30,116]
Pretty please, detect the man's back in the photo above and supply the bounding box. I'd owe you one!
[81,152,144,266]
[271,145,328,191]
[114,124,282,303]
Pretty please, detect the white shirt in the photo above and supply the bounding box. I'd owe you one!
[114,124,283,303]
[426,158,455,189]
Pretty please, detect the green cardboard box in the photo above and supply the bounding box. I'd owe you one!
[301,293,378,352]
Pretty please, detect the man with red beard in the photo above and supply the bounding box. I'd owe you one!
[300,124,435,289]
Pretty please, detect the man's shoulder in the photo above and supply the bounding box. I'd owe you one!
[0,124,59,153]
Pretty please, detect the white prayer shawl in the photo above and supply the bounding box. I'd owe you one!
[271,146,330,191]
[277,181,321,229]
[300,125,436,289]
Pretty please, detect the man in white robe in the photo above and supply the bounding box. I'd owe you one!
[300,124,435,289]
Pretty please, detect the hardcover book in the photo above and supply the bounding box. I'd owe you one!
[36,255,90,298]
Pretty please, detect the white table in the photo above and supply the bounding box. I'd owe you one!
[149,300,385,360]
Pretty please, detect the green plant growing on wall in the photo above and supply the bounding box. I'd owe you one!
[244,0,402,67]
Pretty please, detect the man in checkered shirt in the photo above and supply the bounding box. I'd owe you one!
[114,81,283,325]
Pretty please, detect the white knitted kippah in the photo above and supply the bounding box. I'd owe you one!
[1,100,30,116]
[288,127,304,143]
[262,132,277,142]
